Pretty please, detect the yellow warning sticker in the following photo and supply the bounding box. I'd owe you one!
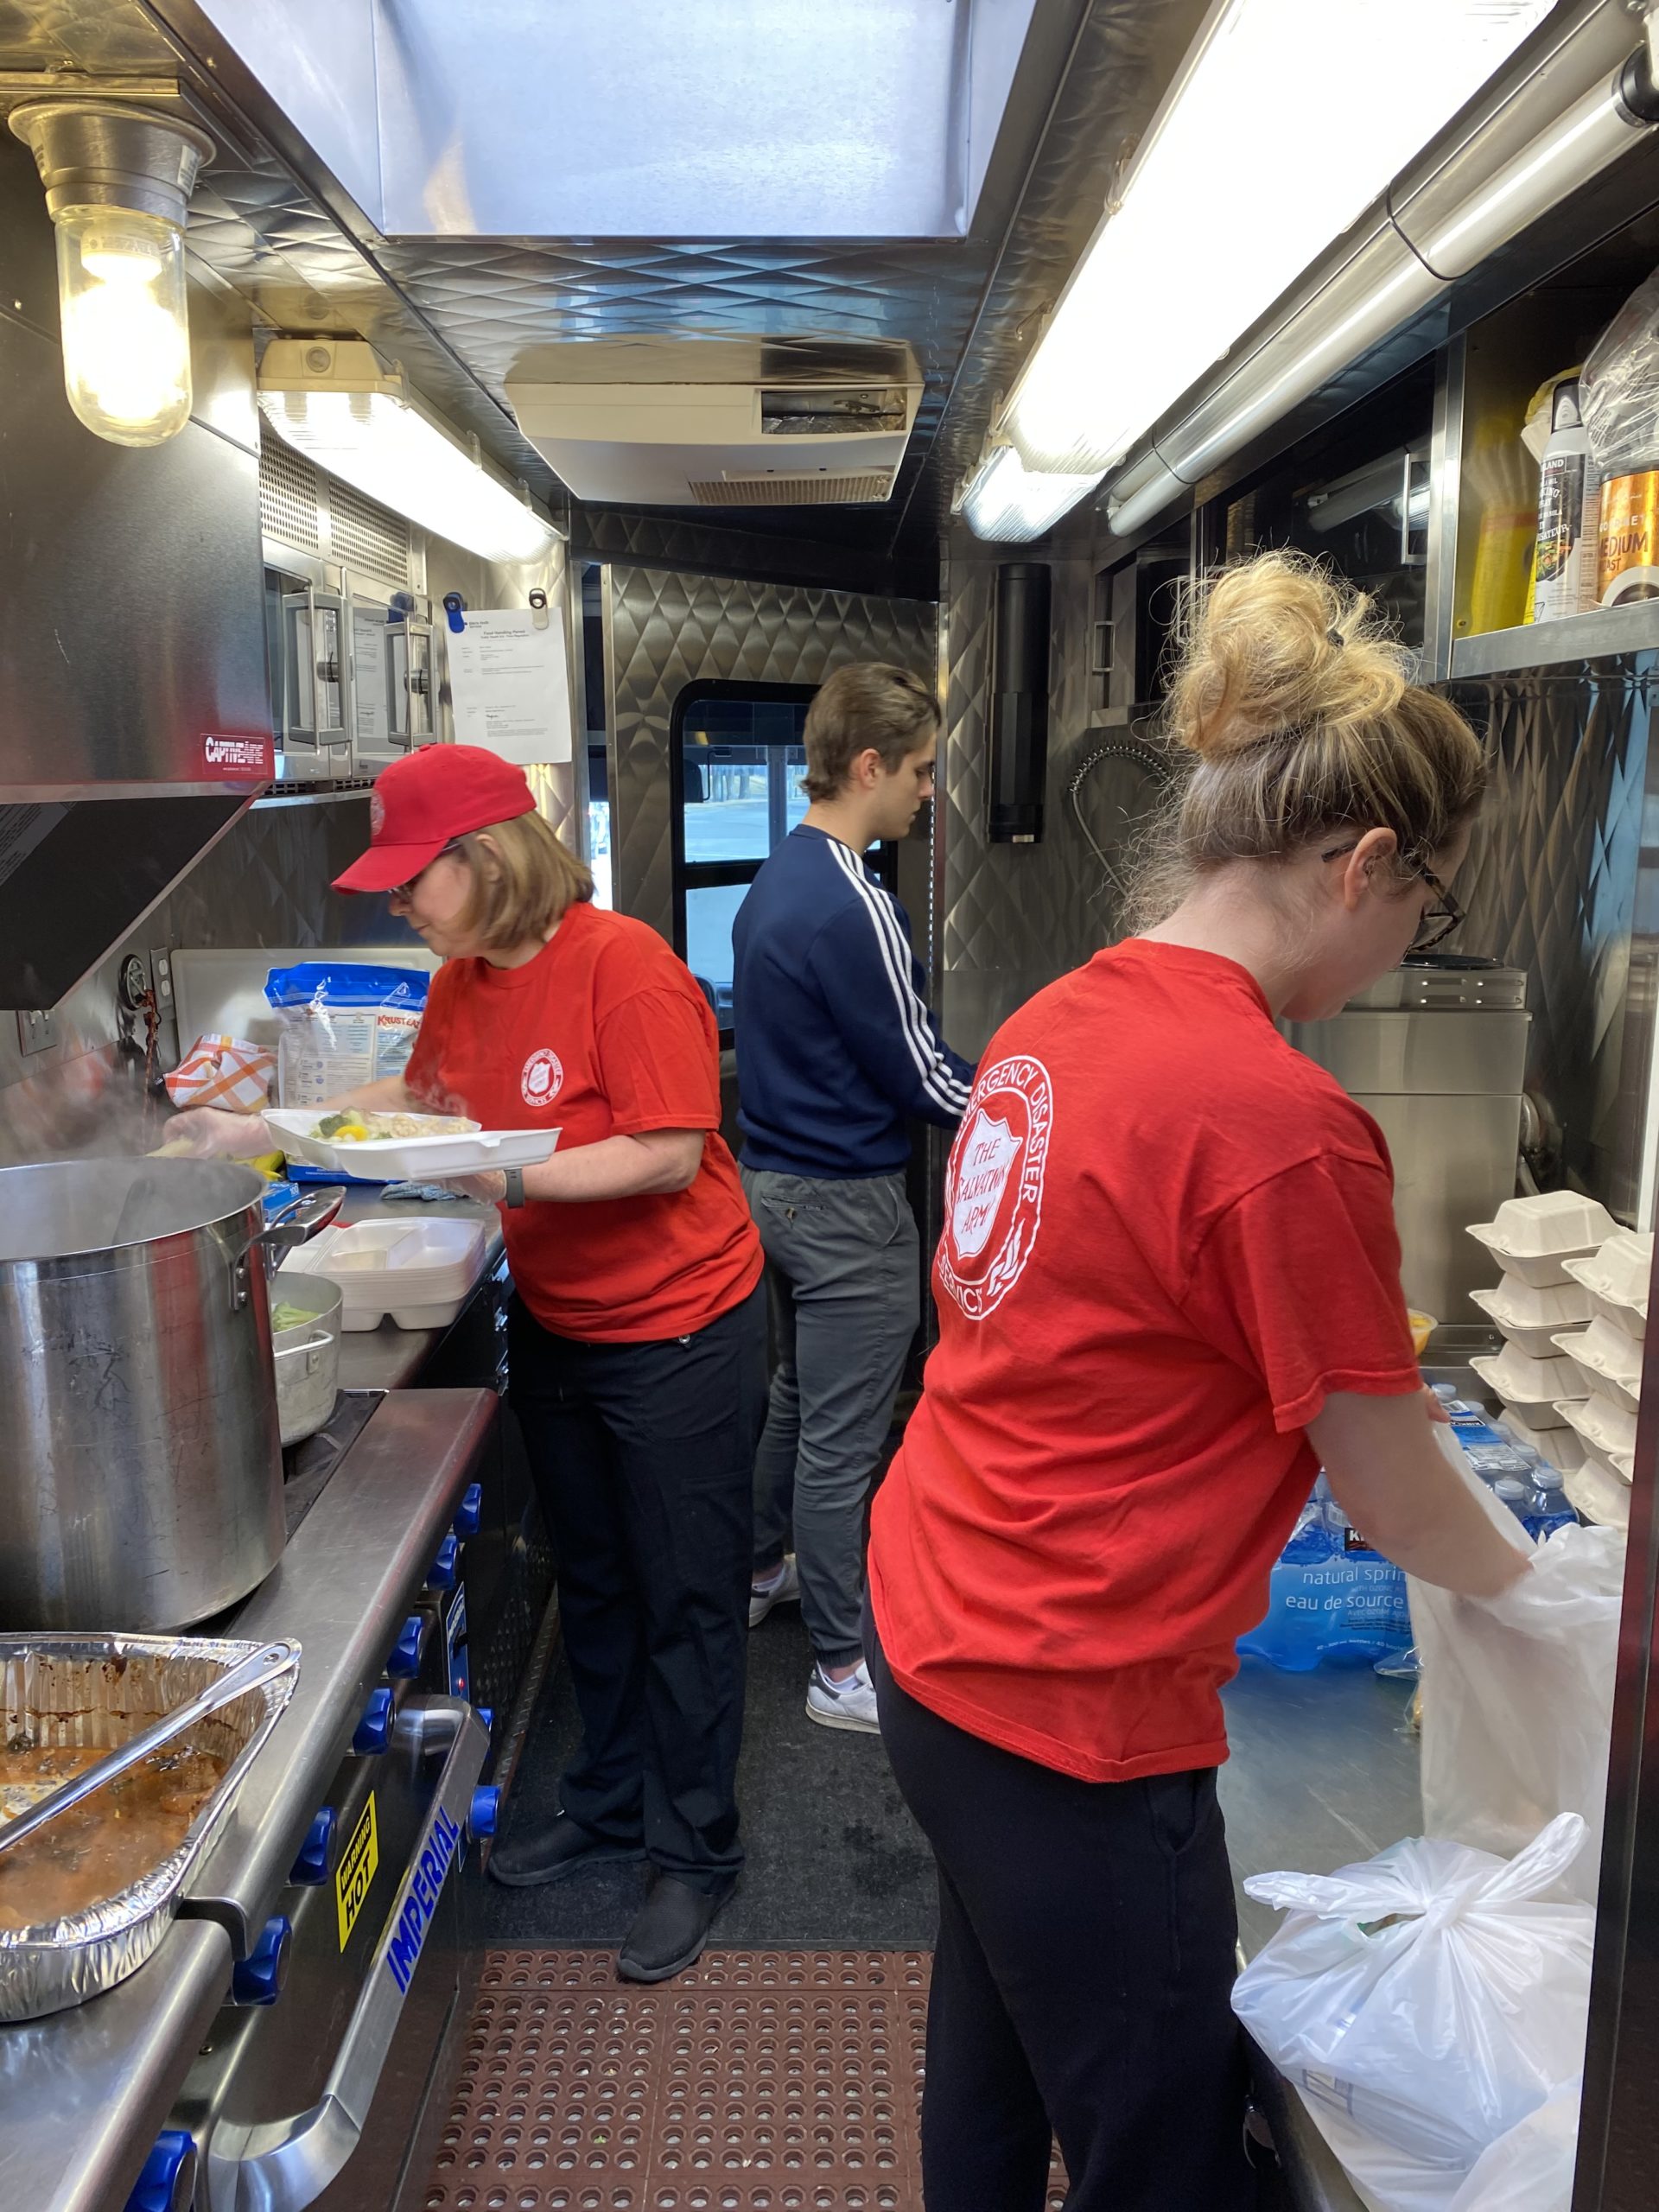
[336,1792,379,1950]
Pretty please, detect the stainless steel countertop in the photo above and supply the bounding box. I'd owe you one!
[186,1388,498,1955]
[308,1188,504,1394]
[0,1388,497,2211]
[1222,1657,1423,2210]
[0,1916,232,2212]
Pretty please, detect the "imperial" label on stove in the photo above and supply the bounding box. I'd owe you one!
[385,1802,464,1994]
[336,1791,379,1951]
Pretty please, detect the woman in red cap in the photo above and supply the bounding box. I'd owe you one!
[183,743,766,1982]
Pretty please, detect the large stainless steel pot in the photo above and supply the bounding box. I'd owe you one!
[0,1160,340,1631]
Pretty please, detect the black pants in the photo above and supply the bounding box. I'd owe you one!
[509,1284,767,1892]
[869,1624,1255,2212]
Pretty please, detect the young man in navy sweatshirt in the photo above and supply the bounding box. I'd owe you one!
[731,663,974,1732]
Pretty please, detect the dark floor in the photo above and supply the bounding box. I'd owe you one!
[462,1602,938,1951]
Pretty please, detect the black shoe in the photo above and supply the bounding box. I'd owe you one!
[617,1872,731,1981]
[487,1811,645,1889]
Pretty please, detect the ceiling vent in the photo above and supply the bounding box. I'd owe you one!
[689,471,896,506]
[505,352,921,506]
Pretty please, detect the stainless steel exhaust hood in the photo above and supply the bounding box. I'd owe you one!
[0,143,271,1011]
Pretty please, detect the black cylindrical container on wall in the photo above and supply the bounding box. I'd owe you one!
[987,560,1052,842]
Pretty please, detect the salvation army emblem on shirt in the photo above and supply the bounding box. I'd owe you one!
[938,1055,1052,1321]
[520,1047,564,1108]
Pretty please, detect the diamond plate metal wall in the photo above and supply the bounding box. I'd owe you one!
[602,567,937,943]
[936,532,1167,1057]
[1445,664,1655,1218]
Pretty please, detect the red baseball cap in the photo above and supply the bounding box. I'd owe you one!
[333,745,537,893]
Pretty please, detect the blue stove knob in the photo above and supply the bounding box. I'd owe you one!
[289,1805,338,1886]
[426,1535,461,1592]
[387,1614,424,1678]
[232,1915,291,2007]
[353,1686,394,1755]
[125,2130,196,2212]
[453,1482,483,1538]
[468,1785,500,1840]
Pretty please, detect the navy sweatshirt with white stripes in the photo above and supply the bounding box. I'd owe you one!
[731,824,975,1178]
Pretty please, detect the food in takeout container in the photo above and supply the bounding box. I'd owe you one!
[278,1216,489,1332]
[0,1635,297,2020]
[266,1108,561,1181]
[1554,1389,1639,1465]
[1468,1192,1618,1287]
[1552,1318,1643,1413]
[1469,1343,1590,1426]
[1562,1228,1653,1337]
[1469,1275,1592,1358]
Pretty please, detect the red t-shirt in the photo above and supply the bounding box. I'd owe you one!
[868,940,1421,1784]
[404,899,762,1343]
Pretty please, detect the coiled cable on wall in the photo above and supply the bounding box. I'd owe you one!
[1066,736,1177,912]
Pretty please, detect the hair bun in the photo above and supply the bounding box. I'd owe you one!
[1167,550,1408,762]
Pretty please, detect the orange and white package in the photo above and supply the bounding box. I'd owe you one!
[164,1033,276,1114]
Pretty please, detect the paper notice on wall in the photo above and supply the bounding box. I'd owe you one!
[352,605,391,756]
[443,607,573,765]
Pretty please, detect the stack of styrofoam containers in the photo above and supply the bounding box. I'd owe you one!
[1549,1229,1652,1528]
[277,1216,489,1332]
[1466,1193,1618,1469]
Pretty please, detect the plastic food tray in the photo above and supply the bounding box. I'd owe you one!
[0,1635,299,2020]
[1551,1319,1643,1414]
[267,1109,560,1181]
[278,1216,489,1332]
[1469,1279,1592,1359]
[1562,1229,1653,1338]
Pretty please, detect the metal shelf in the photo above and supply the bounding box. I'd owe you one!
[1449,600,1659,680]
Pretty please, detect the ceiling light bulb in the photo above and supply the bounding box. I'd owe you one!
[9,102,213,450]
[54,207,191,445]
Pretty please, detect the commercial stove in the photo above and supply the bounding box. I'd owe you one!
[1,1387,504,2212]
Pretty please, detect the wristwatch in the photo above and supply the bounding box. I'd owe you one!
[502,1167,526,1209]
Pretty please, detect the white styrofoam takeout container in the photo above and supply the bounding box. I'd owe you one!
[278,1217,489,1332]
[1562,1229,1653,1338]
[1498,1409,1586,1471]
[1467,1192,1618,1290]
[1469,1276,1592,1358]
[1563,1459,1630,1529]
[1469,1344,1589,1427]
[267,1109,561,1181]
[1551,1318,1643,1414]
[1554,1389,1639,1465]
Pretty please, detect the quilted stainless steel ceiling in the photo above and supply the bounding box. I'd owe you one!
[0,0,1208,582]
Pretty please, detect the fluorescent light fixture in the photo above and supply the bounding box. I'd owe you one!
[959,442,1103,542]
[258,340,556,563]
[1002,0,1554,477]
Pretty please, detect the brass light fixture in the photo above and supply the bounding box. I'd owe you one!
[10,100,213,448]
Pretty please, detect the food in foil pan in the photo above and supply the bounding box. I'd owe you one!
[0,1636,297,2022]
[0,1739,228,1929]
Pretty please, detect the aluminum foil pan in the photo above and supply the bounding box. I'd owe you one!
[0,1634,299,2022]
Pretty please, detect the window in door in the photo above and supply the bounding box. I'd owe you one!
[671,683,817,1032]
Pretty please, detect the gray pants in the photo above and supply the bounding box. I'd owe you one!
[741,1166,921,1666]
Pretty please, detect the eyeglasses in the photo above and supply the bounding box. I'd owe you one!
[388,839,462,903]
[1319,839,1465,954]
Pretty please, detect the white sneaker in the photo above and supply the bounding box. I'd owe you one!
[749,1554,800,1628]
[806,1658,881,1734]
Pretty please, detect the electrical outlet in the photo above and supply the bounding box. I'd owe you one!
[149,947,175,1015]
[15,1007,57,1054]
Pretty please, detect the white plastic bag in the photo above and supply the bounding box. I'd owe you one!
[1410,1510,1625,1904]
[1446,2082,1580,2212]
[1233,1815,1593,2188]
